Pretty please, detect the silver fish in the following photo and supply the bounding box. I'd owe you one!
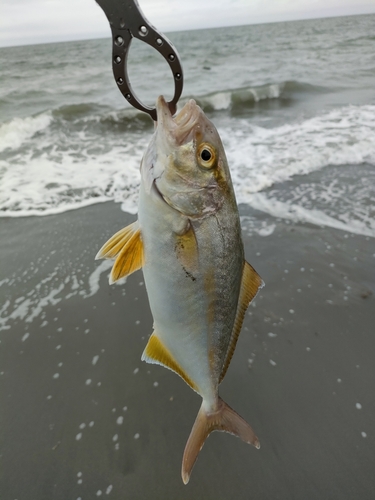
[96,96,263,484]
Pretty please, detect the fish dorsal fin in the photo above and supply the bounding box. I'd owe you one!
[142,332,198,392]
[219,261,264,383]
[95,221,144,283]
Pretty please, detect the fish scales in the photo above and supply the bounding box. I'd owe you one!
[96,96,263,484]
[139,183,243,397]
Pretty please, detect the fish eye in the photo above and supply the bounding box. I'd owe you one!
[197,143,216,169]
[200,149,212,161]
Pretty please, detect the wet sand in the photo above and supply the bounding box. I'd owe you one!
[1,201,374,499]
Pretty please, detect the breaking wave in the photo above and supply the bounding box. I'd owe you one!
[0,113,53,153]
[194,81,330,113]
[0,80,335,149]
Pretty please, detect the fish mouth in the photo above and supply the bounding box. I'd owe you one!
[156,96,202,146]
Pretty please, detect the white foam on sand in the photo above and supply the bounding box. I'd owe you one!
[247,194,375,237]
[0,261,115,332]
[82,261,113,298]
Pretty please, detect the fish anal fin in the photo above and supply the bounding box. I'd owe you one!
[141,333,198,392]
[182,397,259,484]
[219,261,264,383]
[174,223,199,276]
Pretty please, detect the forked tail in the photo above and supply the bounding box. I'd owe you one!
[181,397,260,484]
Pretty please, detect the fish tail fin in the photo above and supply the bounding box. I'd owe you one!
[181,397,259,485]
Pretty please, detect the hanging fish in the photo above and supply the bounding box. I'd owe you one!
[96,96,263,484]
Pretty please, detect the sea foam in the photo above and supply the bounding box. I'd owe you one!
[0,112,53,153]
[0,104,374,237]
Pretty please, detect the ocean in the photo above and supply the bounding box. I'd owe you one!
[0,14,374,237]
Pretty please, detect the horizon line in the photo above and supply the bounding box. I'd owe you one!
[1,10,374,50]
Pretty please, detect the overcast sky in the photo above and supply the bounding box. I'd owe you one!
[1,0,374,47]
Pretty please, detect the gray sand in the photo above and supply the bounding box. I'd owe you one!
[1,202,374,499]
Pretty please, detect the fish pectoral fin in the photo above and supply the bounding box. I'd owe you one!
[182,397,260,485]
[95,221,144,283]
[219,261,264,383]
[141,332,198,392]
[96,221,140,260]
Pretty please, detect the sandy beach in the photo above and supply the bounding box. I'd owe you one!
[1,201,374,499]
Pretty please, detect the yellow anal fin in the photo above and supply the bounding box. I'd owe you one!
[141,332,198,392]
[174,223,199,277]
[95,221,144,283]
[219,261,264,383]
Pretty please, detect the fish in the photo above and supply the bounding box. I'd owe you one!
[96,96,263,484]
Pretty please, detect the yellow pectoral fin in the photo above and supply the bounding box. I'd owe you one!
[95,221,144,283]
[219,261,264,383]
[141,333,198,392]
[96,221,140,260]
[110,228,144,283]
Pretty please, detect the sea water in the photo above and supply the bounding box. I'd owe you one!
[0,14,374,236]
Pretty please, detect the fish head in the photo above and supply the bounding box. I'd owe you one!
[141,96,234,218]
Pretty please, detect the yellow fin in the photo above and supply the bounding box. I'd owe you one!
[95,221,140,260]
[95,221,144,283]
[141,332,198,392]
[182,397,259,484]
[219,261,264,383]
[174,224,199,278]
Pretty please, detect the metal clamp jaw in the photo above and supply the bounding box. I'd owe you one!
[96,0,183,120]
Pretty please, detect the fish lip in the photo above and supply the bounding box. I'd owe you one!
[156,96,201,146]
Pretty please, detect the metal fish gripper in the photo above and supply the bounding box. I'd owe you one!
[96,0,184,120]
